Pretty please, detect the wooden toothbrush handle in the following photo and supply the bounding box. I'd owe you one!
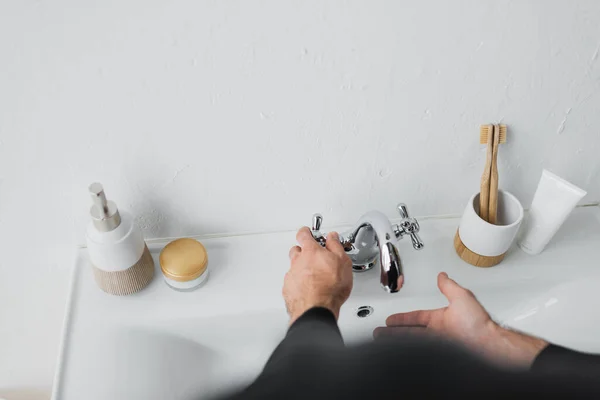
[479,125,493,221]
[488,125,500,224]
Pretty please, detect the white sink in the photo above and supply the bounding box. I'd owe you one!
[52,207,600,399]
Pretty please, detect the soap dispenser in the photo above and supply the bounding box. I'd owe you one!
[85,183,155,295]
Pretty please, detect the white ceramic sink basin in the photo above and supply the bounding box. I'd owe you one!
[61,311,288,399]
[52,207,600,399]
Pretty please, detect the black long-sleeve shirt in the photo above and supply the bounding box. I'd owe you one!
[225,307,600,399]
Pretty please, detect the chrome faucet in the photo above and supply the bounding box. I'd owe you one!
[310,204,423,293]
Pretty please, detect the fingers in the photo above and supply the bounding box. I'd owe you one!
[295,228,347,256]
[385,310,434,327]
[296,227,319,250]
[325,231,345,256]
[437,272,468,302]
[373,326,427,339]
[288,245,301,260]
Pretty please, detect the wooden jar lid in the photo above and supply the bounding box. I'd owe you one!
[159,238,208,282]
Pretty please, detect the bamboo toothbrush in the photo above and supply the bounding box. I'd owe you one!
[488,125,500,224]
[488,124,506,224]
[479,124,494,221]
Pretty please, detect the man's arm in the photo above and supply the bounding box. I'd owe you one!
[262,307,343,373]
[376,272,600,374]
[218,228,352,399]
[262,227,352,372]
[375,272,548,369]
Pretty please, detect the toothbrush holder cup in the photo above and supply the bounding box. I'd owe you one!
[454,190,524,267]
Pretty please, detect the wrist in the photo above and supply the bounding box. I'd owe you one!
[483,322,548,369]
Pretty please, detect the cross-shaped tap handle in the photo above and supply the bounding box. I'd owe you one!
[395,203,424,250]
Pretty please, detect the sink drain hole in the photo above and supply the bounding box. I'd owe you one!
[356,306,374,318]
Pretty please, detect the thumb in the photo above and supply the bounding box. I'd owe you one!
[437,272,467,302]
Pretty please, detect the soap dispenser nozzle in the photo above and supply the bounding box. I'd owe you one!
[89,182,121,232]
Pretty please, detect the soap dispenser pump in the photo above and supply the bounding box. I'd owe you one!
[85,183,155,295]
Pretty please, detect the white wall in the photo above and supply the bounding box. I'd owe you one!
[1,0,599,393]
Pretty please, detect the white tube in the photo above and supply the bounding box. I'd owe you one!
[518,169,587,255]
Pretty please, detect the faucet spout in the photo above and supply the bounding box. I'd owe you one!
[345,211,404,293]
[310,204,423,293]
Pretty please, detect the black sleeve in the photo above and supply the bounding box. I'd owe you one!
[261,307,343,373]
[532,344,600,378]
[222,319,600,400]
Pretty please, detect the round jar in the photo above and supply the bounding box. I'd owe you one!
[159,238,209,291]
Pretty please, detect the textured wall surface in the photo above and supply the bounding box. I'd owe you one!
[1,0,600,393]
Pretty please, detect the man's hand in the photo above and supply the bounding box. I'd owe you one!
[375,272,493,344]
[284,227,353,325]
[374,272,548,369]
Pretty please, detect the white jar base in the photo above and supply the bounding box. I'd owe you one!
[163,269,209,292]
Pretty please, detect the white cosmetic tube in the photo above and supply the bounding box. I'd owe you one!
[518,169,587,255]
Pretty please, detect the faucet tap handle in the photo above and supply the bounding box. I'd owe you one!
[397,203,410,219]
[312,213,323,232]
[310,213,327,247]
[395,203,424,250]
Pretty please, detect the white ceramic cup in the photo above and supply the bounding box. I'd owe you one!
[458,190,524,257]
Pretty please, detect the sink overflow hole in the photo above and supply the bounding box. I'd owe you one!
[356,306,374,318]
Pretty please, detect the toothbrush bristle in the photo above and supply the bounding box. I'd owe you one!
[480,124,507,144]
[498,124,507,143]
[479,125,492,144]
